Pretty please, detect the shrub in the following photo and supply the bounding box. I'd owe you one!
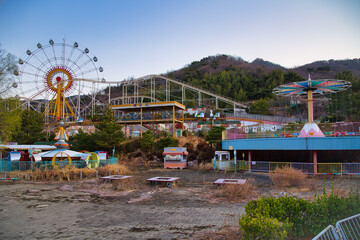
[270,166,306,187]
[239,214,291,240]
[140,131,154,151]
[154,137,179,155]
[240,188,360,239]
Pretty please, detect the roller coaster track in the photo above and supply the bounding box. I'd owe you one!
[73,74,248,110]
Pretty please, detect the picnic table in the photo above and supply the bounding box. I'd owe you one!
[213,178,246,187]
[146,177,180,187]
[99,175,133,183]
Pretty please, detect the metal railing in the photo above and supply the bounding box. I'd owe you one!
[213,160,360,175]
[336,213,360,240]
[228,112,304,123]
[312,225,339,240]
[313,213,360,240]
[225,122,360,140]
[0,157,118,172]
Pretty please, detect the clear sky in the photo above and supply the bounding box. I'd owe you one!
[1,0,359,81]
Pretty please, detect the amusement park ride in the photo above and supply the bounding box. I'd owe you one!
[12,39,104,122]
[9,38,246,126]
[8,39,353,140]
[273,75,351,137]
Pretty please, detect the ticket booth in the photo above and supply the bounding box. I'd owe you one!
[213,151,233,170]
[163,147,188,169]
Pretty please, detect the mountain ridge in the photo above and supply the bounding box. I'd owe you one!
[167,54,360,80]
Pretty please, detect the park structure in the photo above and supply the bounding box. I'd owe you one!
[0,121,117,172]
[222,75,360,175]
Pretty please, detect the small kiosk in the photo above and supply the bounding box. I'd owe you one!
[163,147,188,169]
[213,151,233,171]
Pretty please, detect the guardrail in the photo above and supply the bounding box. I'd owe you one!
[336,213,360,240]
[312,225,339,240]
[313,213,360,240]
[0,157,118,172]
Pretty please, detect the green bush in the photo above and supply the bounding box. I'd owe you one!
[154,137,178,153]
[240,188,360,239]
[304,187,360,236]
[239,214,291,240]
[139,131,154,151]
[243,195,309,238]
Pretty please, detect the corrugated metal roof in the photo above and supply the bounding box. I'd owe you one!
[40,149,83,158]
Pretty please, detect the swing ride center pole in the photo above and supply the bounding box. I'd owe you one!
[307,90,314,123]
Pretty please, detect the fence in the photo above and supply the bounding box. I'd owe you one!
[215,160,360,175]
[0,157,118,172]
[228,112,304,123]
[225,122,360,140]
[313,213,360,240]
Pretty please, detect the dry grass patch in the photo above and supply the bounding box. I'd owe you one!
[190,162,214,171]
[190,226,242,240]
[97,163,130,176]
[112,177,145,191]
[178,136,203,149]
[270,166,307,187]
[8,163,131,181]
[217,179,257,202]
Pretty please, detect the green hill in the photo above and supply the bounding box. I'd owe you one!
[165,55,360,121]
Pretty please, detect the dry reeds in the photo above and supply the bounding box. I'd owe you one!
[7,163,130,182]
[270,166,306,188]
[190,162,214,171]
[218,179,257,202]
[190,226,242,240]
[112,177,145,191]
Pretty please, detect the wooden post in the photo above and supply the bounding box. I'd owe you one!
[307,90,314,123]
[182,109,184,136]
[173,105,175,138]
[234,150,237,172]
[248,150,252,172]
[140,107,143,138]
[313,150,318,174]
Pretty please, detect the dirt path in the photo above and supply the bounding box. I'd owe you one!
[0,170,250,239]
[0,169,359,239]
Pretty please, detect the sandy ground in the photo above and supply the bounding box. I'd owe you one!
[1,169,359,240]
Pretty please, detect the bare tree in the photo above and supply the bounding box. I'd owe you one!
[0,45,18,97]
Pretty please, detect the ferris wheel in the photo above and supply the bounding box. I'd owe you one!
[12,38,105,122]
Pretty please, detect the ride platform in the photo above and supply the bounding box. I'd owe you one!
[99,175,133,183]
[213,178,247,186]
[146,177,180,187]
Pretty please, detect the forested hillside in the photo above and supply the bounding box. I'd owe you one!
[166,55,360,121]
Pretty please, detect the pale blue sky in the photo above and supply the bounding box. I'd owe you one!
[1,0,359,81]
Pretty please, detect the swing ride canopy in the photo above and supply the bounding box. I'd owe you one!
[272,79,352,96]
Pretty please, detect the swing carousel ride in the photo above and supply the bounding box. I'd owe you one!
[273,75,351,137]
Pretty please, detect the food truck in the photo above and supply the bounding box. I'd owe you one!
[163,147,188,169]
